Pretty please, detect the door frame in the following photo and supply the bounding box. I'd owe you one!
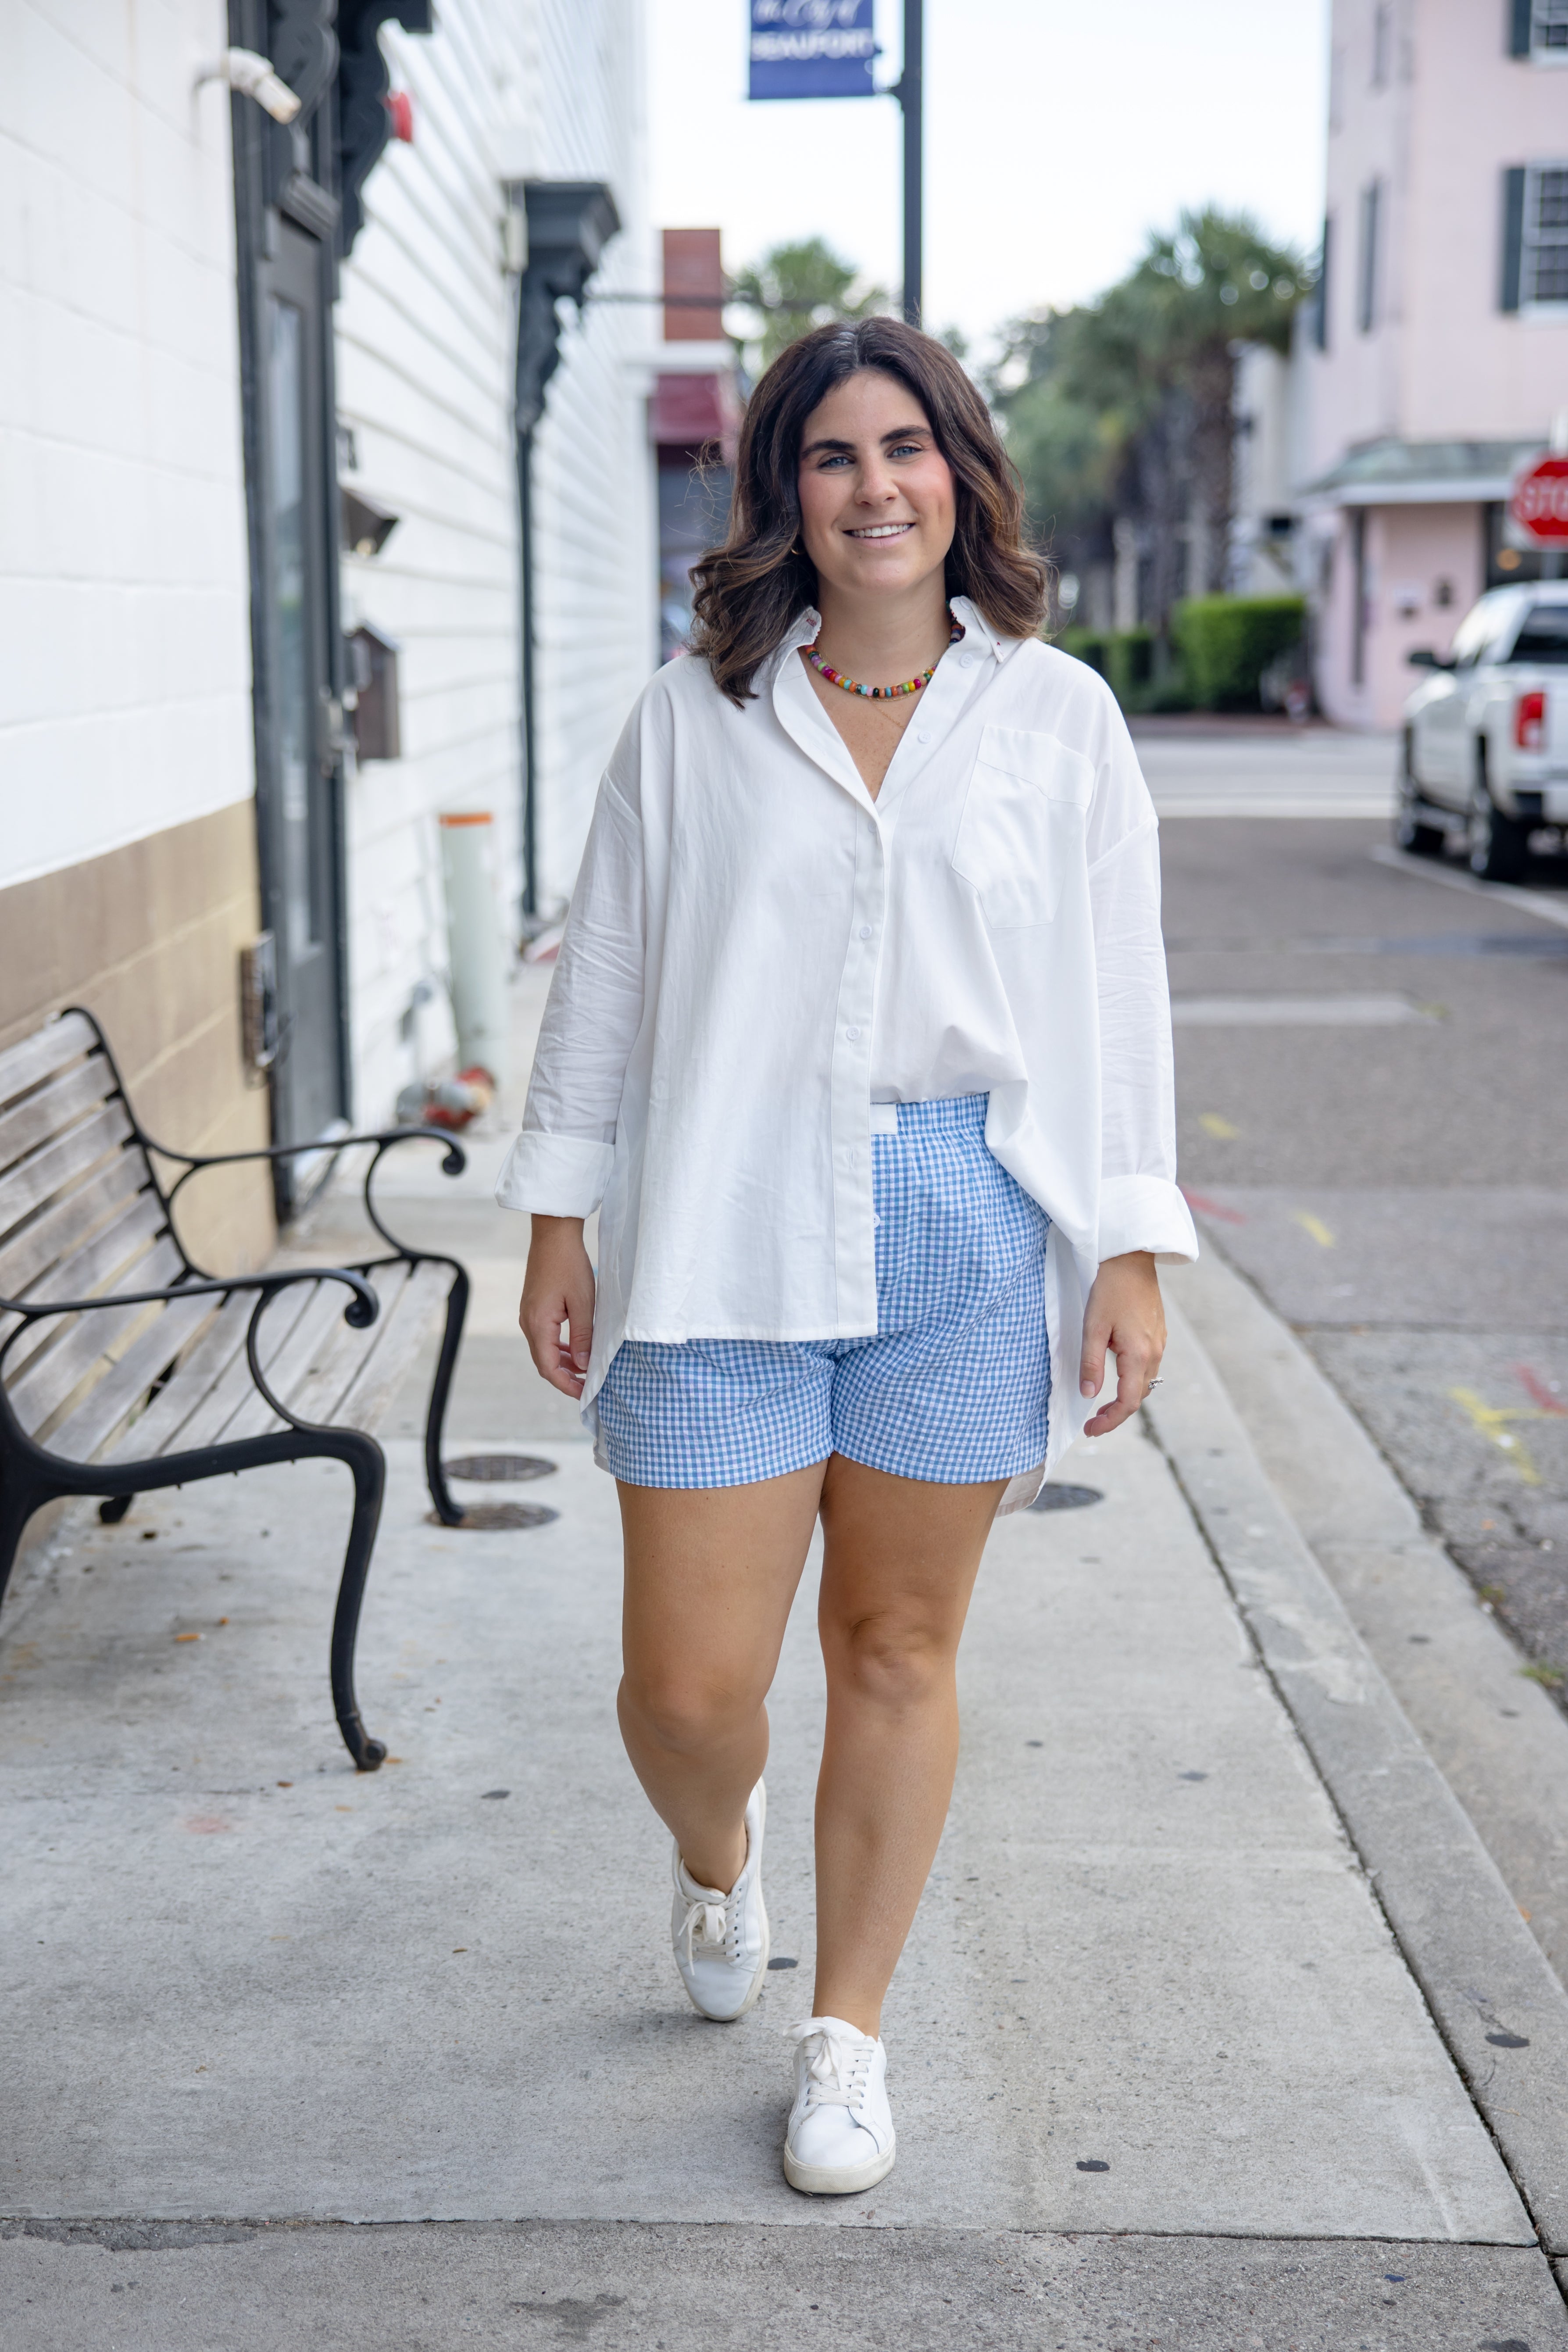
[228,5,352,1215]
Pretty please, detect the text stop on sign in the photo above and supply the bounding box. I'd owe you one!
[1511,454,1568,545]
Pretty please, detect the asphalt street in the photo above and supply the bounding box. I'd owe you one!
[1154,773,1568,1736]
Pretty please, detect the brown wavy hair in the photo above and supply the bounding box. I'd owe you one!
[689,317,1047,705]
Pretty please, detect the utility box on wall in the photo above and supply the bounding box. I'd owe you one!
[348,623,402,760]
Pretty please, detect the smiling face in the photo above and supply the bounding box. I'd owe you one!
[795,368,957,608]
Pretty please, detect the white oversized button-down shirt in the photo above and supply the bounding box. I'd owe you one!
[497,597,1197,1490]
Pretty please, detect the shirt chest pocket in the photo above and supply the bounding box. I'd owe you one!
[950,725,1096,930]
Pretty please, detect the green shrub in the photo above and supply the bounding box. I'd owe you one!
[1054,627,1186,714]
[1056,627,1108,678]
[1172,594,1305,710]
[1106,629,1154,709]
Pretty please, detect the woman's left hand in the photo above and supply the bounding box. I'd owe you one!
[1079,1251,1166,1437]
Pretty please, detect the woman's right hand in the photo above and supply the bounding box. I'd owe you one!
[520,1215,596,1397]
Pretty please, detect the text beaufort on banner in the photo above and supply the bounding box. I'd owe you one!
[749,0,880,101]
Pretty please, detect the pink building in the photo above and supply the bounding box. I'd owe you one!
[1297,0,1568,728]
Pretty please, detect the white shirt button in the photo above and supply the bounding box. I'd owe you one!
[845,1026,861,1041]
[859,924,873,939]
[917,730,932,743]
[960,654,975,669]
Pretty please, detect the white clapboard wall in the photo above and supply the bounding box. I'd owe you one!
[0,0,256,896]
[335,0,656,1122]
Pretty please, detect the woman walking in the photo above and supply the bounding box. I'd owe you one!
[500,318,1196,2195]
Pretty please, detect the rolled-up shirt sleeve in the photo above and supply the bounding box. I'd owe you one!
[494,764,646,1218]
[1087,720,1198,1266]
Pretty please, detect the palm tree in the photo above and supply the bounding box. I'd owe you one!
[729,238,891,371]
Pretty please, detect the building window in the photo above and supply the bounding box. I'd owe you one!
[1357,179,1382,333]
[1531,0,1568,56]
[1522,164,1568,300]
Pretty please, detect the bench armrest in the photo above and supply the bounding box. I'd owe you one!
[153,1130,468,1271]
[150,1128,467,1180]
[0,1264,378,1352]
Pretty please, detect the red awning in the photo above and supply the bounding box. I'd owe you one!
[651,373,733,448]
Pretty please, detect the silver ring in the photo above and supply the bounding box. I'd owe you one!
[1146,1376,1164,1390]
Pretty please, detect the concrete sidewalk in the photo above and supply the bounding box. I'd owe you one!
[5,1016,1568,2342]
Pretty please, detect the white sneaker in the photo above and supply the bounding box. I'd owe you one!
[782,2016,897,2195]
[669,1780,770,2021]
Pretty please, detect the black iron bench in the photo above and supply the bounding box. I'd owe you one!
[0,1008,472,1769]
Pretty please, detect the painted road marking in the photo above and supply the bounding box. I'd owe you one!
[1199,1112,1240,1139]
[1181,1188,1247,1225]
[1447,1387,1561,1487]
[1292,1211,1336,1248]
[1514,1365,1568,1417]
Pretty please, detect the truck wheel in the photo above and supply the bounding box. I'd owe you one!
[1467,776,1528,883]
[1394,742,1445,857]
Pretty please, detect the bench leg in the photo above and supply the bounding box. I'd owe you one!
[423,1264,470,1527]
[99,1494,133,1525]
[326,1433,389,1772]
[0,1472,54,1615]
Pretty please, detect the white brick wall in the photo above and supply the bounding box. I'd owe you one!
[0,0,255,891]
[336,0,656,1123]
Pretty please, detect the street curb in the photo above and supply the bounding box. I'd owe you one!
[1166,1247,1568,1985]
[1146,1301,1568,2256]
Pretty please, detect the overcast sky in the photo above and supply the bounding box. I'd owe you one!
[648,0,1329,357]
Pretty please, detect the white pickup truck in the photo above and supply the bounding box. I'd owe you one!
[1397,580,1568,881]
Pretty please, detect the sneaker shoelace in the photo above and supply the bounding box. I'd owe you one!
[789,2022,872,2113]
[678,1875,740,1967]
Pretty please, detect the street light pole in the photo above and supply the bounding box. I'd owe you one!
[897,0,922,324]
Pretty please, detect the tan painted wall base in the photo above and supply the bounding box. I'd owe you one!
[0,801,276,1277]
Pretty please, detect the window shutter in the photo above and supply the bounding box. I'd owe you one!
[1357,181,1381,333]
[1501,166,1526,309]
[1508,0,1532,56]
[1314,216,1332,351]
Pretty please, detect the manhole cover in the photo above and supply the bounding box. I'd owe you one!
[443,1454,557,1483]
[1028,1483,1103,1512]
[427,1502,559,1531]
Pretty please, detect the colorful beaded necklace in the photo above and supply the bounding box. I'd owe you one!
[806,610,964,699]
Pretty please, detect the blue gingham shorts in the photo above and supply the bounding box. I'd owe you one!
[597,1095,1050,1488]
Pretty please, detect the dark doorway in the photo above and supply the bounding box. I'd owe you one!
[227,2,433,1210]
[255,217,348,1165]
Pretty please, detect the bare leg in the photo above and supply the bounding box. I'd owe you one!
[617,1465,824,1892]
[812,1458,1004,2037]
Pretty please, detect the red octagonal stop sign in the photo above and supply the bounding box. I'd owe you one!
[1511,454,1568,544]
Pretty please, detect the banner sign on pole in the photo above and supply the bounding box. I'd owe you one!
[749,1,880,101]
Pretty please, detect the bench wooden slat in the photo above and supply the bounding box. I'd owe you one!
[0,1101,134,1237]
[221,1278,361,1445]
[9,1234,183,1437]
[0,1057,119,1192]
[0,1014,97,1113]
[99,1290,255,1463]
[284,1262,409,1426]
[164,1280,319,1456]
[1,1190,165,1375]
[48,1293,218,1465]
[333,1260,453,1433]
[0,1148,145,1310]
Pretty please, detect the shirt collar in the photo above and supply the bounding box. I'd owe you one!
[949,597,1023,664]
